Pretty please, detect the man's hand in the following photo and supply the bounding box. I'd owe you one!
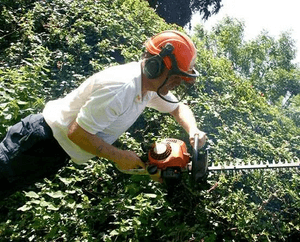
[189,128,207,148]
[114,150,146,171]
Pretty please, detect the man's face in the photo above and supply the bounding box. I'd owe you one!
[159,75,183,96]
[159,65,196,95]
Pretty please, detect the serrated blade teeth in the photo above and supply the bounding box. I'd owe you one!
[207,159,300,171]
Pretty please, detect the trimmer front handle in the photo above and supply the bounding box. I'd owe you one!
[191,134,209,183]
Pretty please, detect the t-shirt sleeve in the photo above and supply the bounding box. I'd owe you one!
[146,92,179,113]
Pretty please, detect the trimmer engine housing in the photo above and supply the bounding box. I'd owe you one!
[147,138,191,178]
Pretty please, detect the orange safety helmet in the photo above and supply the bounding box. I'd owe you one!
[144,30,199,82]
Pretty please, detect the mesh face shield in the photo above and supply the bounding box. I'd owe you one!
[156,43,199,103]
[157,75,195,103]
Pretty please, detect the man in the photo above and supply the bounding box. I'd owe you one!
[0,30,206,198]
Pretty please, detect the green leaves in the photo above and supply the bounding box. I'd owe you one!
[1,1,300,241]
[24,191,39,199]
[46,191,67,199]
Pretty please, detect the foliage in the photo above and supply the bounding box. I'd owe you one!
[1,2,300,242]
[199,17,300,105]
[147,0,223,27]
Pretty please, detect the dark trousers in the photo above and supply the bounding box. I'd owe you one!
[0,114,70,199]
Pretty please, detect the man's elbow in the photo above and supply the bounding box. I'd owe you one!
[67,121,80,143]
[67,129,74,141]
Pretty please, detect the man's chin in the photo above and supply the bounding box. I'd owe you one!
[157,89,168,96]
[161,91,168,96]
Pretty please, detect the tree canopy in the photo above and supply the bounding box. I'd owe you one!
[0,1,300,241]
[147,0,223,27]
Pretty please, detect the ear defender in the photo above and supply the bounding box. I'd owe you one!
[143,43,174,79]
[144,55,165,79]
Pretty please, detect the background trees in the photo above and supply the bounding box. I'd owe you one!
[147,0,223,27]
[0,0,299,241]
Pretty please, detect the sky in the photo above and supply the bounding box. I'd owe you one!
[188,0,300,64]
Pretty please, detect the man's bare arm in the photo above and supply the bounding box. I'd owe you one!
[170,102,207,147]
[67,121,145,170]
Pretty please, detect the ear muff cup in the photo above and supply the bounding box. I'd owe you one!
[144,55,165,79]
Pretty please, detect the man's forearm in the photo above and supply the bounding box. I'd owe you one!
[67,121,123,160]
[67,121,145,170]
[170,102,198,133]
[170,102,207,147]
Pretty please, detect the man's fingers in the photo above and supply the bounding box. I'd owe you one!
[190,133,207,148]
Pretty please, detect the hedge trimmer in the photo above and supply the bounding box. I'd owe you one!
[122,135,300,183]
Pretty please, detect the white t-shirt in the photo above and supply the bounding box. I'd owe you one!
[43,62,179,164]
